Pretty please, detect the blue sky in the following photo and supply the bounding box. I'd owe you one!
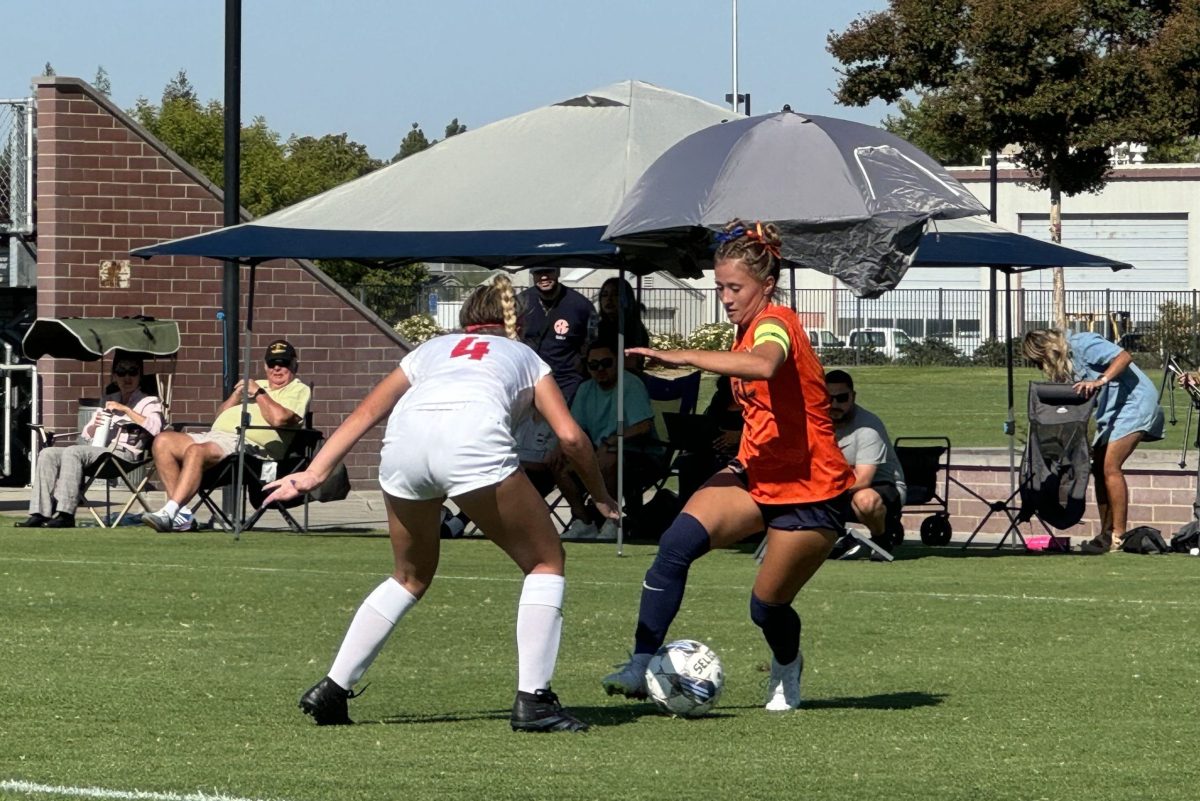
[2,0,892,161]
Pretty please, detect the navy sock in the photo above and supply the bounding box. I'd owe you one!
[749,593,801,665]
[634,513,711,654]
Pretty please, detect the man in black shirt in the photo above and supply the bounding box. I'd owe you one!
[519,267,597,405]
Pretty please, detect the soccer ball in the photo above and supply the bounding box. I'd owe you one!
[644,639,724,718]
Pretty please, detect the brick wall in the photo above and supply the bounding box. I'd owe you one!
[907,463,1196,542]
[34,76,408,482]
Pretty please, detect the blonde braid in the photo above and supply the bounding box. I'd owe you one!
[495,274,519,340]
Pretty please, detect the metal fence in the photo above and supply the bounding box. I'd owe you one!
[370,283,1200,357]
[0,98,34,235]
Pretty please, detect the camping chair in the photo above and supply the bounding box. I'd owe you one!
[958,382,1094,550]
[192,417,324,534]
[625,371,702,534]
[894,437,954,546]
[30,370,172,528]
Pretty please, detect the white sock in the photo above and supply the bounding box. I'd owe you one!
[516,573,566,694]
[161,500,180,518]
[327,577,418,689]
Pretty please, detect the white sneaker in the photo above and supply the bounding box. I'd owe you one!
[764,653,803,711]
[601,654,651,699]
[596,519,620,541]
[173,508,196,532]
[563,519,599,540]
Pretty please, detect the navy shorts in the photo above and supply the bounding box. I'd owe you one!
[729,461,850,536]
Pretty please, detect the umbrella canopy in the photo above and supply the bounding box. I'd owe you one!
[22,317,181,361]
[603,111,989,297]
[913,217,1132,273]
[131,80,739,269]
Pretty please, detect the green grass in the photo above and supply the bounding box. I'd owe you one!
[4,525,1200,801]
[693,365,1181,449]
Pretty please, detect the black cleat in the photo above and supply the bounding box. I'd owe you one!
[298,676,357,725]
[511,687,589,733]
[15,513,50,528]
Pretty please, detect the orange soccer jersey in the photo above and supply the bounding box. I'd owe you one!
[731,304,855,505]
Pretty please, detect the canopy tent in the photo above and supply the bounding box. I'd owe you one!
[914,216,1133,273]
[22,317,181,361]
[132,80,739,271]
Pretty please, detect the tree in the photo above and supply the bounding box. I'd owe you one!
[394,122,431,161]
[828,0,1200,328]
[93,66,111,96]
[882,98,984,166]
[444,118,467,139]
[162,69,197,104]
[43,62,55,76]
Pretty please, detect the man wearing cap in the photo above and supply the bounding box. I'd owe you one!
[518,267,596,405]
[143,339,312,532]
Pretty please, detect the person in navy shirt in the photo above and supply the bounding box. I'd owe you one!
[519,267,597,405]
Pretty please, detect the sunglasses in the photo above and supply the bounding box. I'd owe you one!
[265,359,292,368]
[586,357,615,370]
[113,367,140,377]
[828,391,852,403]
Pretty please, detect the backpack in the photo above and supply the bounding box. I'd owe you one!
[1120,526,1170,555]
[1170,520,1200,554]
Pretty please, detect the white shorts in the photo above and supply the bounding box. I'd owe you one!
[379,405,520,500]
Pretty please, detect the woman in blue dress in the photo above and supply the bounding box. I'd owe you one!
[1022,329,1164,554]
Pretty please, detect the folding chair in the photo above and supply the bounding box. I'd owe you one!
[894,436,954,546]
[958,382,1094,550]
[623,371,702,533]
[193,423,324,533]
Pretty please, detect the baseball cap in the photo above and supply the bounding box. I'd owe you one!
[264,339,297,364]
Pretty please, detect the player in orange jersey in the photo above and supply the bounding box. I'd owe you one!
[602,220,855,711]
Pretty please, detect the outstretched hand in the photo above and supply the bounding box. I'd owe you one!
[593,493,621,522]
[626,346,689,368]
[263,469,325,505]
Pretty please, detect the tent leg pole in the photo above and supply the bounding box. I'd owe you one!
[1006,272,1016,492]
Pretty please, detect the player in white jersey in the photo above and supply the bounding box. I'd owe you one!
[265,275,617,733]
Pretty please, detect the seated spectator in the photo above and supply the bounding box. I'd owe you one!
[594,277,650,374]
[556,340,666,539]
[675,375,743,503]
[142,339,311,532]
[825,369,906,543]
[18,352,164,528]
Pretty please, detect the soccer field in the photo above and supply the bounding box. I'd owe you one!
[3,526,1198,801]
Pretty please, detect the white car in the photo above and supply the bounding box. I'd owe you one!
[846,327,914,360]
[807,328,845,351]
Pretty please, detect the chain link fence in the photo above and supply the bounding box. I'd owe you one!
[0,98,34,235]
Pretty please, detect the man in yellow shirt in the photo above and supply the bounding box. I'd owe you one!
[144,339,312,532]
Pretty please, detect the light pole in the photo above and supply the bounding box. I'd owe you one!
[730,0,738,112]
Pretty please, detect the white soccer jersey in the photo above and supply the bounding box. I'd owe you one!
[379,333,552,499]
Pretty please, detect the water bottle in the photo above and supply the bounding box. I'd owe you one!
[91,410,113,448]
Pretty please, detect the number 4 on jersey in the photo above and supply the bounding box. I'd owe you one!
[450,336,491,361]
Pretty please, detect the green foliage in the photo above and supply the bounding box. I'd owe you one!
[395,122,431,161]
[1147,136,1200,163]
[42,61,54,76]
[354,265,433,324]
[393,313,444,345]
[649,331,686,351]
[820,346,890,366]
[687,322,734,351]
[1147,300,1200,363]
[883,98,984,166]
[828,2,1200,195]
[971,338,1028,368]
[162,68,197,104]
[444,118,468,139]
[896,337,965,366]
[93,65,111,96]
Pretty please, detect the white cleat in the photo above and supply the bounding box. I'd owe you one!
[764,653,803,711]
[602,655,650,699]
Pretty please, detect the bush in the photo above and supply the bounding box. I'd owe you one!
[971,338,1030,368]
[687,323,735,351]
[819,346,889,366]
[1147,300,1200,363]
[897,338,965,366]
[394,314,445,345]
[650,331,687,351]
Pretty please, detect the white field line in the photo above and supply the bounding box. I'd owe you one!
[0,779,286,801]
[3,555,1197,608]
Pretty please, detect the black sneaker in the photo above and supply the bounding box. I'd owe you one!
[510,688,589,733]
[42,512,76,529]
[1079,531,1112,555]
[298,676,356,725]
[15,513,50,528]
